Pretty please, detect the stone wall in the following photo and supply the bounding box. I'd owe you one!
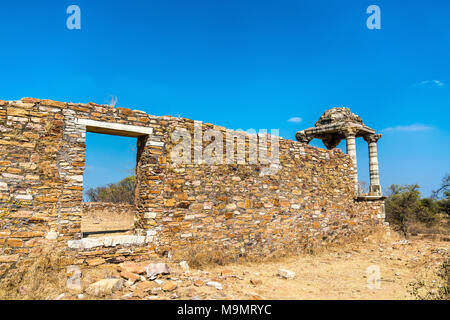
[139,117,385,257]
[0,98,385,267]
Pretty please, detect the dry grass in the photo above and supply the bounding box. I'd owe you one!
[407,221,450,237]
[0,246,68,299]
[0,227,447,300]
[408,255,450,300]
[81,205,135,234]
[173,226,392,269]
[202,232,448,300]
[173,245,236,269]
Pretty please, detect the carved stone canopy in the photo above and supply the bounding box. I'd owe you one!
[315,107,363,127]
[296,107,376,149]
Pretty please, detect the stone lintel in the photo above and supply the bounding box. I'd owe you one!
[296,124,375,149]
[302,124,375,138]
[75,118,153,137]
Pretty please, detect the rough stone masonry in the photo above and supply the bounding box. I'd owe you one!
[0,98,385,268]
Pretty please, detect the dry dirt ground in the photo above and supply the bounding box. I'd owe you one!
[204,238,448,300]
[3,230,445,300]
[81,208,134,235]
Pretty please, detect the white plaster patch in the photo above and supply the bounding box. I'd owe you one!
[14,194,32,200]
[46,231,59,240]
[144,211,157,219]
[68,175,83,182]
[180,233,192,238]
[147,140,164,147]
[67,235,150,249]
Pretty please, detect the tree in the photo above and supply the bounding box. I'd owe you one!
[417,197,440,226]
[432,174,450,199]
[437,193,450,218]
[385,184,422,235]
[433,174,450,218]
[85,176,136,204]
[385,183,442,236]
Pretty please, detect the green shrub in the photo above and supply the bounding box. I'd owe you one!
[85,175,135,204]
[385,184,441,235]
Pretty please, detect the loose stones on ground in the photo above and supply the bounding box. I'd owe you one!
[86,278,123,297]
[162,281,178,292]
[118,261,147,274]
[146,262,170,279]
[206,281,223,290]
[73,261,258,299]
[278,268,295,280]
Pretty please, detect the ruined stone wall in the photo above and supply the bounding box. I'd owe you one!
[138,117,385,257]
[0,98,385,268]
[1,98,69,264]
[0,98,161,265]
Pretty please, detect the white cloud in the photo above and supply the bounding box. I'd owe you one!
[287,117,302,123]
[382,124,433,132]
[415,80,445,87]
[85,165,96,172]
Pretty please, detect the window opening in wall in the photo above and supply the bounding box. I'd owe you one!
[81,131,138,237]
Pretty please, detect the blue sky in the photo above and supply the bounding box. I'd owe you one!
[1,0,449,197]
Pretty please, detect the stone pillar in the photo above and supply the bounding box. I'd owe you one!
[345,130,358,192]
[364,134,382,195]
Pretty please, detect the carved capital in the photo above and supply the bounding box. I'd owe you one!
[295,131,313,144]
[363,133,382,144]
[340,127,359,138]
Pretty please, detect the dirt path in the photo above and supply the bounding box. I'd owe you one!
[199,236,448,299]
[85,232,449,300]
[2,231,447,300]
[204,246,424,299]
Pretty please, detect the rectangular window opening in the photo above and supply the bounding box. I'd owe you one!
[81,131,139,238]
